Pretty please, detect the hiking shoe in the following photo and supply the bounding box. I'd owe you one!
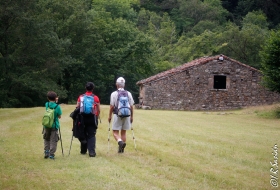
[121,142,126,153]
[89,153,96,157]
[49,155,55,160]
[44,150,49,159]
[118,141,126,153]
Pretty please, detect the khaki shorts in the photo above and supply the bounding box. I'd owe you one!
[112,114,131,130]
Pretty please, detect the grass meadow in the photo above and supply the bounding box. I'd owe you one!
[0,104,279,190]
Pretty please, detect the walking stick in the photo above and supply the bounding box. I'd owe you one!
[131,126,137,151]
[68,134,74,156]
[107,122,111,153]
[58,128,64,156]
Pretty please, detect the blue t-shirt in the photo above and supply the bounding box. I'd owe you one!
[45,102,62,129]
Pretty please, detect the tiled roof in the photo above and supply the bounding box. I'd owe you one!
[136,55,259,85]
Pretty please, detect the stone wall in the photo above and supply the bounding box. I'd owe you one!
[139,59,280,110]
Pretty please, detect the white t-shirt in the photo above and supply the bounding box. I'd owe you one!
[110,88,134,107]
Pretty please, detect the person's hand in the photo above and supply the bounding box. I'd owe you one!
[130,116,133,123]
[108,117,111,123]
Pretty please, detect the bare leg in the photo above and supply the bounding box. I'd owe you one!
[113,130,120,141]
[121,130,126,142]
[113,130,126,153]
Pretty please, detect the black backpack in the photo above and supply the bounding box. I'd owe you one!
[70,108,85,139]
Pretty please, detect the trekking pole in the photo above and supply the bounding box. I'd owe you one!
[58,128,64,156]
[68,134,74,156]
[107,122,111,153]
[131,126,137,151]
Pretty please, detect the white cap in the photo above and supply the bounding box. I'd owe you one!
[116,77,125,83]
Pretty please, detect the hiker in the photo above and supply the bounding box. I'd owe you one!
[43,91,62,159]
[76,82,100,157]
[108,77,134,153]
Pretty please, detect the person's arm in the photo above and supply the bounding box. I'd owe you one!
[76,96,80,108]
[128,92,134,123]
[108,93,115,123]
[130,105,133,123]
[96,103,100,117]
[93,96,101,117]
[57,106,62,119]
[108,105,114,123]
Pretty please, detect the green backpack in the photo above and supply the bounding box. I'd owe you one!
[42,103,58,128]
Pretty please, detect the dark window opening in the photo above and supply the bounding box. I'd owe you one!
[214,75,226,89]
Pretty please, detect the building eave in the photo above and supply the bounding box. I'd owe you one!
[136,55,260,85]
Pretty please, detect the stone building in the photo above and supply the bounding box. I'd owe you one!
[136,55,280,110]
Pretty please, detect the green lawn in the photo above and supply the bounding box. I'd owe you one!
[0,104,279,190]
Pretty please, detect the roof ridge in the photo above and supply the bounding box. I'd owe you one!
[136,55,259,85]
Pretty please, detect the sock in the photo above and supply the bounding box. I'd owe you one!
[118,139,122,142]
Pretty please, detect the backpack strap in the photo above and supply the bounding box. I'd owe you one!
[82,93,95,102]
[115,90,121,108]
[117,90,127,100]
[113,90,120,114]
[54,103,59,129]
[83,93,94,96]
[82,93,95,101]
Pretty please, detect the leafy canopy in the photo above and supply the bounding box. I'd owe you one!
[261,30,280,93]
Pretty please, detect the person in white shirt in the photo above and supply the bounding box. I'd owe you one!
[108,77,134,153]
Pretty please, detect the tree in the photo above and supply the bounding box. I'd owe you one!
[221,0,280,28]
[260,30,280,93]
[73,4,154,104]
[170,0,228,34]
[145,13,179,72]
[0,0,68,107]
[219,11,269,69]
[38,0,97,103]
[173,30,223,63]
[92,0,139,22]
[140,0,179,13]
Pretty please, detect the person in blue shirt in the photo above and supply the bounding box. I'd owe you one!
[43,91,62,159]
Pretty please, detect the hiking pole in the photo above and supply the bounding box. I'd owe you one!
[58,128,64,156]
[107,122,111,153]
[131,126,137,151]
[68,134,74,156]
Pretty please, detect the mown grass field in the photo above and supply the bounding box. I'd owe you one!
[0,104,279,190]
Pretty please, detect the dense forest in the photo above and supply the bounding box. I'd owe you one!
[1,0,280,107]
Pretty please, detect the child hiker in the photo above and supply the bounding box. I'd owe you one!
[42,91,62,159]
